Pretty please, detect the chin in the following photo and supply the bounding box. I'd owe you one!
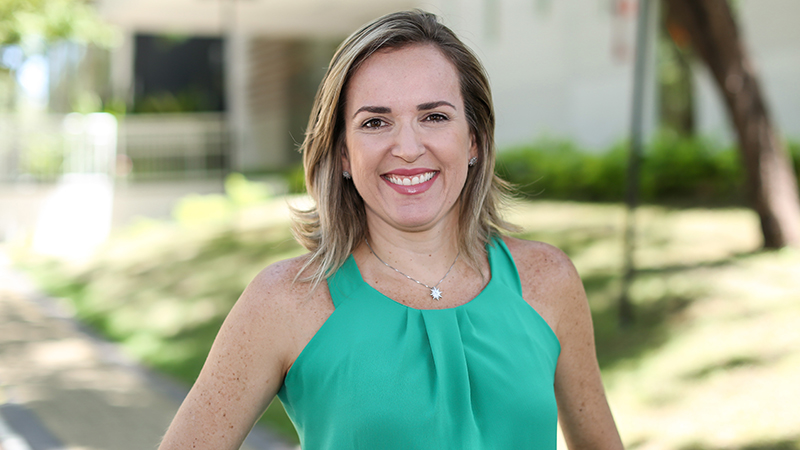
[390,208,456,231]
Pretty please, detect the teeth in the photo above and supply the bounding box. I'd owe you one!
[387,172,434,186]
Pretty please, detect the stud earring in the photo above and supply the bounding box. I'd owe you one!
[343,171,352,180]
[468,157,478,167]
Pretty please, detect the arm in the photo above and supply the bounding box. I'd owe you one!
[551,250,623,449]
[158,261,298,450]
[505,237,623,449]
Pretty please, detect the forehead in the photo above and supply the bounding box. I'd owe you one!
[345,44,463,110]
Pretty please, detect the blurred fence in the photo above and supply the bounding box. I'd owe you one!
[0,112,229,182]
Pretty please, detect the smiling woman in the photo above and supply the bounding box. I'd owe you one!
[158,10,624,450]
[342,44,476,234]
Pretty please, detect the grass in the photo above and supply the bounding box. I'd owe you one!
[507,202,800,450]
[15,197,800,449]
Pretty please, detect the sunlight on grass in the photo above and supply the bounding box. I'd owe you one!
[506,201,800,450]
[16,198,800,449]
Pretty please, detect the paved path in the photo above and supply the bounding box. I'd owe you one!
[0,251,296,450]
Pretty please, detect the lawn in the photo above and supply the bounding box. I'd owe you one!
[18,196,800,449]
[508,202,800,450]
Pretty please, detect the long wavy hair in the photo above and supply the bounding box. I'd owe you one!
[291,9,517,287]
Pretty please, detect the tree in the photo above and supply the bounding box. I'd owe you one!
[0,0,117,112]
[0,0,115,47]
[664,0,800,248]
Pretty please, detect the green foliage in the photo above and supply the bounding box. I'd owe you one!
[496,137,627,202]
[225,172,274,207]
[171,173,274,226]
[133,88,216,114]
[789,140,800,181]
[171,193,235,226]
[0,0,118,47]
[640,132,745,203]
[495,133,775,205]
[285,162,306,194]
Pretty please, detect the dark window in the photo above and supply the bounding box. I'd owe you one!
[133,34,225,113]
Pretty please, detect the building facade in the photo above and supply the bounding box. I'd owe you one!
[97,0,800,173]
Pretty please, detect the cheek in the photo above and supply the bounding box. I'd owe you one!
[346,145,380,179]
[348,135,389,168]
[443,129,474,158]
[343,133,362,169]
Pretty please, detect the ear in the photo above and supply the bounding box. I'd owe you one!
[469,134,479,161]
[341,145,351,174]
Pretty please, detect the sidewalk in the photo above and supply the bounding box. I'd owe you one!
[0,251,296,450]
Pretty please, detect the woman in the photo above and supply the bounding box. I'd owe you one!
[160,10,623,450]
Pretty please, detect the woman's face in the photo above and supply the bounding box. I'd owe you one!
[342,44,477,234]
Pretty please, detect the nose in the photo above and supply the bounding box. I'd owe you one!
[390,122,426,163]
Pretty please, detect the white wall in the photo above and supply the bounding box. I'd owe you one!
[424,0,658,151]
[426,0,800,150]
[104,0,800,157]
[694,0,800,144]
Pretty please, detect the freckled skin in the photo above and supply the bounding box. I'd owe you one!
[504,237,624,449]
[158,256,335,450]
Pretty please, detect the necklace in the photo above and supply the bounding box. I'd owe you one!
[364,238,459,301]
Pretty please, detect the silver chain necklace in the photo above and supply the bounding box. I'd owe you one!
[364,238,459,301]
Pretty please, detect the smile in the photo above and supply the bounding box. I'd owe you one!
[384,171,436,186]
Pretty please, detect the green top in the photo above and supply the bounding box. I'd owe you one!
[277,237,561,449]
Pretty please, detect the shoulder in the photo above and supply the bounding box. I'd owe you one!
[224,255,333,371]
[500,235,576,279]
[158,255,330,449]
[231,255,310,322]
[239,255,318,311]
[500,235,587,339]
[500,235,582,297]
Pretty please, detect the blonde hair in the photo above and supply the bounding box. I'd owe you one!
[292,10,517,286]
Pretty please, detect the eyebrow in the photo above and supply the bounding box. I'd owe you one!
[352,106,391,118]
[417,101,456,111]
[352,101,457,119]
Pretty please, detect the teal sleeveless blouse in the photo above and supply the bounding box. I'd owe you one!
[277,237,561,449]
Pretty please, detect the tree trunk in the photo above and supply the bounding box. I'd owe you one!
[665,0,800,248]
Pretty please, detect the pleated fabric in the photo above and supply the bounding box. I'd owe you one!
[277,237,561,449]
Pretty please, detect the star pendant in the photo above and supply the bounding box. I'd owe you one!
[430,286,443,300]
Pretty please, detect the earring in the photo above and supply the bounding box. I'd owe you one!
[468,157,478,167]
[343,171,352,180]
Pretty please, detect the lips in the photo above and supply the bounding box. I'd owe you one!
[384,171,436,186]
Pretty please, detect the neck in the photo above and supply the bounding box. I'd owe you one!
[358,214,461,282]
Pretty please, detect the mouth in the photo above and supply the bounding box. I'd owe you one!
[383,171,437,187]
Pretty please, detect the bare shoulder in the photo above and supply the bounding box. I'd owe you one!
[159,255,331,449]
[501,237,623,448]
[501,236,577,277]
[236,255,319,316]
[227,256,305,329]
[500,236,587,338]
[219,254,334,373]
[500,235,582,296]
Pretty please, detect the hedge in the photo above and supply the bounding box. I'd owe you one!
[495,133,800,205]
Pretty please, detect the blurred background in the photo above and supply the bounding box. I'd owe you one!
[1,0,799,449]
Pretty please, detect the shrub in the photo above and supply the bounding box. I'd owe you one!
[789,140,800,180]
[495,134,797,205]
[495,138,626,202]
[639,133,745,203]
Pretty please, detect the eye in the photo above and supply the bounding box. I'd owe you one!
[362,118,387,129]
[424,113,449,123]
